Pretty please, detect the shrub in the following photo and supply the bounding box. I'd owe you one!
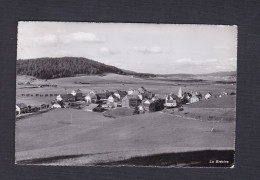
[178,107,184,111]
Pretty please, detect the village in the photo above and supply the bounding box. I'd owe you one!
[16,85,232,118]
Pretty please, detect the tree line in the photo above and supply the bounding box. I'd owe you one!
[16,57,155,79]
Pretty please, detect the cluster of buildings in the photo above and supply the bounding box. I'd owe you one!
[51,87,214,112]
[16,86,231,116]
[16,103,49,115]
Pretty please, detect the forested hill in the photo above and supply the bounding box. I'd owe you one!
[16,57,155,79]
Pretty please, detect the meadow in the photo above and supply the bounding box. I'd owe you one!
[15,73,236,166]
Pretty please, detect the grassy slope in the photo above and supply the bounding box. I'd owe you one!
[16,107,235,165]
[186,96,236,108]
[15,74,236,165]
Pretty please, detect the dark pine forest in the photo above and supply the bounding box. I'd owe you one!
[16,57,155,79]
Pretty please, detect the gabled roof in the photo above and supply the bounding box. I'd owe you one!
[154,94,166,99]
[144,99,152,104]
[118,90,127,97]
[16,103,27,108]
[169,93,178,100]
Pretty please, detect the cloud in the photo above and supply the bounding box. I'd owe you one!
[62,32,104,43]
[31,32,104,46]
[33,35,58,45]
[99,47,117,55]
[173,58,236,73]
[133,46,166,54]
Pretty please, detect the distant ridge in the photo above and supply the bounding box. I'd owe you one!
[16,57,155,79]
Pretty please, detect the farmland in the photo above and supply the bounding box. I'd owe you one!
[16,73,236,166]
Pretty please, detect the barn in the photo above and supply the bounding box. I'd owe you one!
[57,94,76,102]
[16,103,28,114]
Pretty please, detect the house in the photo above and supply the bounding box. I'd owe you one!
[16,105,20,115]
[143,99,152,111]
[84,104,99,112]
[164,95,177,107]
[178,87,183,99]
[195,92,202,100]
[71,89,82,96]
[52,103,61,109]
[181,92,192,104]
[16,103,27,114]
[122,95,130,108]
[88,91,97,103]
[113,90,127,100]
[57,94,76,102]
[132,90,141,97]
[71,89,84,101]
[129,97,142,108]
[137,86,146,94]
[84,95,91,103]
[113,91,121,99]
[96,93,108,100]
[205,92,212,100]
[138,94,143,100]
[107,95,117,108]
[152,94,166,101]
[127,89,134,95]
[190,93,200,103]
[138,104,145,113]
[142,91,154,99]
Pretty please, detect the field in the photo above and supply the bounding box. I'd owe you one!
[16,73,236,167]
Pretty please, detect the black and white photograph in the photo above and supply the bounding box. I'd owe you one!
[15,22,237,167]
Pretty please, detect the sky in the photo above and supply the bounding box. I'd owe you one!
[17,22,237,74]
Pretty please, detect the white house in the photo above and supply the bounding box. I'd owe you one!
[107,95,116,108]
[205,92,212,100]
[56,95,63,102]
[113,91,121,99]
[127,89,134,95]
[138,105,145,113]
[71,89,82,96]
[143,100,152,111]
[51,103,61,109]
[138,94,143,100]
[190,94,200,103]
[16,105,20,115]
[164,95,177,107]
[84,95,91,103]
